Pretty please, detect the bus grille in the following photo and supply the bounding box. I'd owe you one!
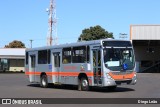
[111,72,132,75]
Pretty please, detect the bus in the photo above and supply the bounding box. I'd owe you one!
[25,39,137,91]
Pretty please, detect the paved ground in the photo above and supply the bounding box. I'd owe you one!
[0,73,160,107]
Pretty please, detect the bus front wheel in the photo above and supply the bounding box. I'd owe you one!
[40,75,48,88]
[81,77,89,91]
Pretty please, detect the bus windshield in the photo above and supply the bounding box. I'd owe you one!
[103,48,135,71]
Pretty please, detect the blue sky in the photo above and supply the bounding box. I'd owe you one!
[0,0,160,48]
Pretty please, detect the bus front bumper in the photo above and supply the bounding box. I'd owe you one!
[103,73,137,86]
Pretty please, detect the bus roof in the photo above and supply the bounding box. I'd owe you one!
[26,39,131,52]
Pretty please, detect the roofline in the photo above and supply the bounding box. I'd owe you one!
[0,48,26,49]
[130,24,160,27]
[26,39,131,51]
[0,55,25,59]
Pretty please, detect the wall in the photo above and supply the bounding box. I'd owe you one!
[131,25,160,40]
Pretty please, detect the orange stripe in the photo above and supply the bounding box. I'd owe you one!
[46,72,58,76]
[108,72,135,80]
[25,71,94,77]
[25,71,135,80]
[59,72,78,76]
[25,72,33,75]
[25,72,41,75]
[86,72,94,76]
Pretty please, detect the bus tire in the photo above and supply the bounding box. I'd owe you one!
[40,75,48,88]
[81,77,89,91]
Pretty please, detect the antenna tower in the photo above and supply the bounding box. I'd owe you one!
[47,0,58,46]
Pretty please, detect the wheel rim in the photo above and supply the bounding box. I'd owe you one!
[82,79,88,87]
[42,78,46,86]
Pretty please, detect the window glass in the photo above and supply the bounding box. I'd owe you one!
[72,46,86,63]
[26,52,28,64]
[31,55,36,68]
[62,48,71,64]
[38,50,51,64]
[87,46,90,62]
[103,48,135,71]
[54,53,60,67]
[47,50,51,64]
[103,41,132,47]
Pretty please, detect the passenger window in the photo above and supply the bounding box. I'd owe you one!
[72,46,86,63]
[47,50,51,64]
[62,48,71,64]
[38,50,51,64]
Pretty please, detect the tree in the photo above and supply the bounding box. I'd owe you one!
[78,25,114,41]
[5,40,26,48]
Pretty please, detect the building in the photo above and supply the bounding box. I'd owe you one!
[130,25,160,73]
[0,48,25,72]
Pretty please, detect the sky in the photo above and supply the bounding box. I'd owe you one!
[0,0,160,48]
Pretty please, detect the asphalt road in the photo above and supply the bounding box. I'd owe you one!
[0,73,160,107]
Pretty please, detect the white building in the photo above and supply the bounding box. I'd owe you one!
[0,48,25,72]
[130,25,160,73]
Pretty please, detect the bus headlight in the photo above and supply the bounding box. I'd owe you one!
[106,73,112,79]
[133,73,137,79]
[132,73,137,84]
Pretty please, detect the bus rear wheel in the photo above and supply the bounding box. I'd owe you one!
[40,75,48,88]
[80,77,89,91]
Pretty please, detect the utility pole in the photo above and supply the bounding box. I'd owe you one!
[46,0,58,46]
[30,39,33,48]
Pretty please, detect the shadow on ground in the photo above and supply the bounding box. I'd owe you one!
[27,84,135,93]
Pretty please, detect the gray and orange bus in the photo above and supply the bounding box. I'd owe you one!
[25,39,137,91]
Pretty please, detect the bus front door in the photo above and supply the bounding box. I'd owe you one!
[52,52,61,84]
[92,49,102,86]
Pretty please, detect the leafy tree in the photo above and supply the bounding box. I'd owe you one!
[5,40,26,48]
[78,25,114,41]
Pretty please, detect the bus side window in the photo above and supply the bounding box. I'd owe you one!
[62,48,71,64]
[47,50,51,64]
[38,50,50,64]
[72,46,86,63]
